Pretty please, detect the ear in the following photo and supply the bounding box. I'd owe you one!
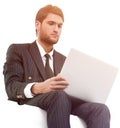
[35,20,41,30]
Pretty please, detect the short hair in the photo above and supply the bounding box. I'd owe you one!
[35,4,64,23]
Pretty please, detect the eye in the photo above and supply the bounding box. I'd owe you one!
[58,24,63,28]
[48,21,54,25]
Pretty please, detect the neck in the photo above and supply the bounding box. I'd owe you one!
[37,39,53,53]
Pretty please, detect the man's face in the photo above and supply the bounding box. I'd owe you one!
[36,13,63,45]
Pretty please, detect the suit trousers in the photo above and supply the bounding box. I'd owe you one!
[26,90,110,128]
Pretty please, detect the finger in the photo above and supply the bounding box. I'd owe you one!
[50,85,68,90]
[54,76,67,81]
[56,80,69,85]
[51,80,69,86]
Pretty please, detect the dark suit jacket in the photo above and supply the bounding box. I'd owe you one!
[3,41,66,104]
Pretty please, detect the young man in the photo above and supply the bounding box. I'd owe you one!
[3,4,110,128]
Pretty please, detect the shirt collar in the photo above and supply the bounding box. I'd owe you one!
[36,40,54,59]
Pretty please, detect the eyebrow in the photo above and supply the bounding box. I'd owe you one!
[47,20,63,24]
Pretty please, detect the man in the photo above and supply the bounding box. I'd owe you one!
[3,4,110,128]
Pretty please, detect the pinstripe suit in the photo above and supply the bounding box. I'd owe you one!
[3,41,110,128]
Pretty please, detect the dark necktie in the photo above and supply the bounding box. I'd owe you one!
[45,54,54,79]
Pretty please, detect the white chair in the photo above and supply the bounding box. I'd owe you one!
[0,100,86,128]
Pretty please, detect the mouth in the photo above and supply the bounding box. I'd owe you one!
[51,34,59,39]
[51,34,59,37]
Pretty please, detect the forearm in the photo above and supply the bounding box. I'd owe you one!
[5,80,26,101]
[3,44,27,101]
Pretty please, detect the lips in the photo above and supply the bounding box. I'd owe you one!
[51,34,59,38]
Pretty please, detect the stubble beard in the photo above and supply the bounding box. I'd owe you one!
[40,35,59,46]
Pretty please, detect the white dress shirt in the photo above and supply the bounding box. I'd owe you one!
[24,40,54,98]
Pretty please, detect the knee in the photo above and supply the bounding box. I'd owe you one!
[101,104,110,117]
[49,90,71,108]
[52,90,71,103]
[94,103,110,119]
[98,104,110,113]
[52,90,69,100]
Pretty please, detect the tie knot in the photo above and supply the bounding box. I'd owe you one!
[45,54,50,59]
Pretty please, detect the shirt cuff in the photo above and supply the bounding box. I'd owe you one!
[24,83,36,98]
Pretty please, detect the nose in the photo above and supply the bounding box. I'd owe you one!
[54,25,59,32]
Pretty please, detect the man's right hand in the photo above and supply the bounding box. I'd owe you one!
[31,75,69,95]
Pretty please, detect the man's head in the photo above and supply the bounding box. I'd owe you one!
[35,5,64,52]
[35,4,64,23]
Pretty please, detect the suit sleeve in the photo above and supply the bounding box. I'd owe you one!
[3,44,27,102]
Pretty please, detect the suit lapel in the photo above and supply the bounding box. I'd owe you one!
[28,42,66,79]
[53,50,66,76]
[28,41,46,80]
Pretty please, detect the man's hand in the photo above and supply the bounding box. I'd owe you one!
[31,75,69,95]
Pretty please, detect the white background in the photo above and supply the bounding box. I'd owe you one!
[0,0,120,127]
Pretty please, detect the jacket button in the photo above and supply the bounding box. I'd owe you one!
[28,76,32,80]
[17,95,23,99]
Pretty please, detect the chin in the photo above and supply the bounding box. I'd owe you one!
[50,39,59,44]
